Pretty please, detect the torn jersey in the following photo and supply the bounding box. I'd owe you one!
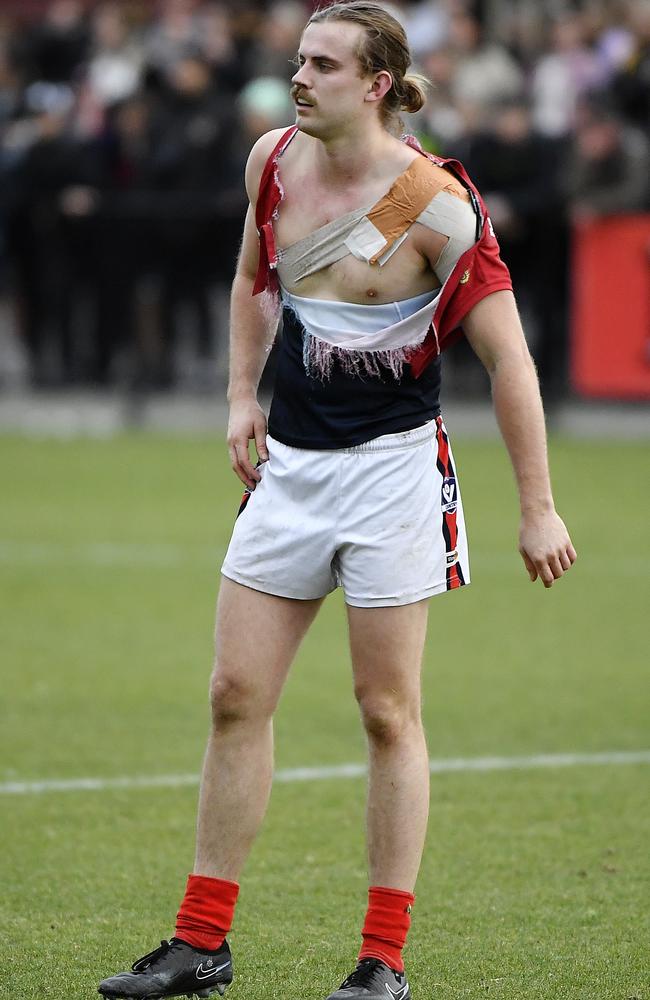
[267,296,445,449]
[276,153,477,288]
[281,285,441,380]
[282,288,438,379]
[253,125,512,379]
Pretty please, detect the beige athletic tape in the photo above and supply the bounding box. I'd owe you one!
[363,156,469,263]
[276,204,370,287]
[418,191,477,283]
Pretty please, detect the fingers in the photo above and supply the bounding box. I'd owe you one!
[227,402,268,489]
[253,415,269,463]
[228,421,269,488]
[522,552,555,588]
[228,445,253,489]
[520,549,538,582]
[228,438,259,489]
[549,542,578,582]
[537,559,556,588]
[547,554,565,584]
[521,544,577,588]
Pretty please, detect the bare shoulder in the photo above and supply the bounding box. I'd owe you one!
[244,127,295,203]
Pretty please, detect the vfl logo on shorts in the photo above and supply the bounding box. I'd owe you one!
[441,476,457,514]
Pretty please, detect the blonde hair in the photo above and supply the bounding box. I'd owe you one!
[308,1,429,126]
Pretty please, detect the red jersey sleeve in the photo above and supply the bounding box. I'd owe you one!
[437,217,513,344]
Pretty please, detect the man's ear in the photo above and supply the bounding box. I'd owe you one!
[364,70,393,103]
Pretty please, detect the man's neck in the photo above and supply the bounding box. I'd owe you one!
[310,121,400,187]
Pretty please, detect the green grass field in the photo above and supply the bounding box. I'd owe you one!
[1,432,648,1000]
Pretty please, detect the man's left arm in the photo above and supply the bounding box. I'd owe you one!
[462,289,577,587]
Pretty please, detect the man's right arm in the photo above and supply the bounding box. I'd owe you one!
[227,130,286,489]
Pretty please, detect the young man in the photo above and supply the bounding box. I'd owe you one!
[98,4,576,999]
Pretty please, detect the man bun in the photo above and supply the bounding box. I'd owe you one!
[401,74,428,115]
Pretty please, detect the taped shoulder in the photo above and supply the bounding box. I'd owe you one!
[417,187,478,284]
[344,156,459,266]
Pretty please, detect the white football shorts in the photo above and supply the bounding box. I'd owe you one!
[221,416,469,607]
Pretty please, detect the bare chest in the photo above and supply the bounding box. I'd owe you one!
[273,172,372,249]
[273,170,440,304]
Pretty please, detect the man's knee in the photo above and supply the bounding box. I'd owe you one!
[355,687,421,745]
[209,668,270,728]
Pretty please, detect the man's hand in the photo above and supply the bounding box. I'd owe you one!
[519,509,577,588]
[227,398,269,489]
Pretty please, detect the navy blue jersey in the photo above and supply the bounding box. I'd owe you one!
[267,307,442,450]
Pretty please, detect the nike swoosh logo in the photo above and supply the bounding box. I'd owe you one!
[385,983,409,1000]
[196,961,230,980]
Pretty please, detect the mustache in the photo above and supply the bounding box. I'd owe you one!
[290,86,313,104]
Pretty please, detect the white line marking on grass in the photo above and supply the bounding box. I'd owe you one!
[0,541,218,568]
[2,750,649,796]
[0,541,648,575]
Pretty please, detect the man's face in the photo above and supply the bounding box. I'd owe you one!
[290,21,373,138]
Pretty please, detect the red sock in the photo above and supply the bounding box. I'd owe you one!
[174,874,239,951]
[358,886,415,973]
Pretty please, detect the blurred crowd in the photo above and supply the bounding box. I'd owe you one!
[0,0,648,394]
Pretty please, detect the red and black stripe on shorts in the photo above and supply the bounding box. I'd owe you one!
[435,416,466,591]
[237,487,253,518]
[236,460,264,519]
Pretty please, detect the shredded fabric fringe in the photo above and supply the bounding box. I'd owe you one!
[301,331,425,381]
[280,297,431,382]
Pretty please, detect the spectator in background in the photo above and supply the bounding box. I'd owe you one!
[499,2,547,68]
[593,0,637,77]
[460,97,569,397]
[149,50,236,386]
[532,11,608,138]
[417,43,466,151]
[195,2,246,96]
[77,95,159,386]
[70,2,144,144]
[612,0,650,134]
[86,3,143,110]
[566,98,650,222]
[404,0,450,62]
[245,1,307,83]
[0,40,22,289]
[447,8,524,134]
[237,75,294,142]
[18,0,88,85]
[0,38,21,129]
[143,0,202,83]
[3,82,97,385]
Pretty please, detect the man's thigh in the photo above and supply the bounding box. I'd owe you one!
[214,578,323,714]
[346,599,429,704]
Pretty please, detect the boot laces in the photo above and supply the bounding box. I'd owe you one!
[131,939,186,973]
[341,958,385,989]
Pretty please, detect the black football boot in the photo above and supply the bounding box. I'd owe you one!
[325,957,411,999]
[98,938,233,999]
